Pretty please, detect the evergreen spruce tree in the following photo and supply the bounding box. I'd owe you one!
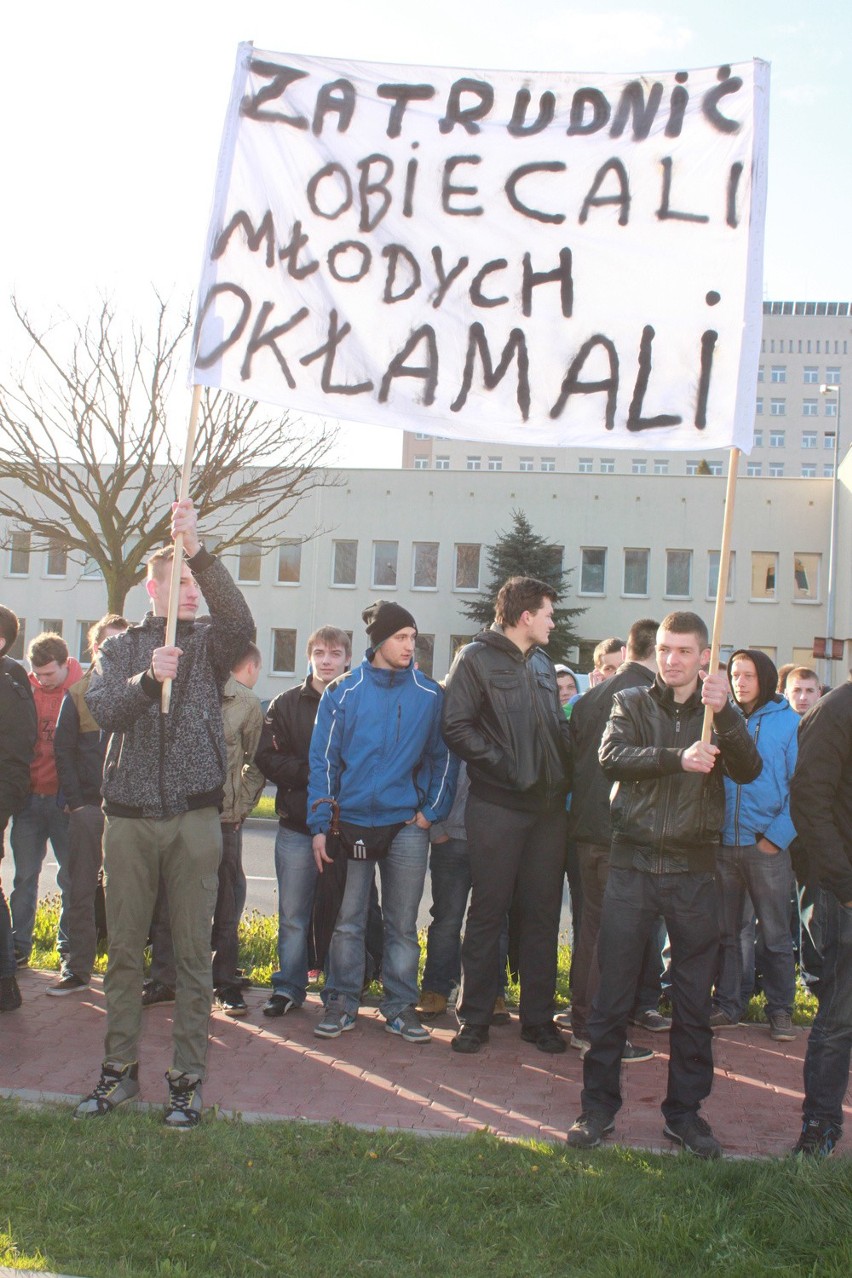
[459,509,585,662]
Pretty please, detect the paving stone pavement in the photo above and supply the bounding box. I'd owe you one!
[1,970,849,1157]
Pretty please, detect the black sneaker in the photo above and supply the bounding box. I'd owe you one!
[664,1114,722,1159]
[46,974,90,997]
[622,1041,654,1063]
[0,975,22,1012]
[521,1021,567,1054]
[74,1060,140,1118]
[792,1118,841,1158]
[164,1069,203,1130]
[451,1023,490,1054]
[567,1112,615,1149]
[142,979,175,1007]
[263,993,298,1017]
[214,985,248,1017]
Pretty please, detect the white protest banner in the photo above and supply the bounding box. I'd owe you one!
[192,46,769,451]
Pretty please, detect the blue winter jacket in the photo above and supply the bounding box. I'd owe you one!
[307,657,458,833]
[722,695,799,849]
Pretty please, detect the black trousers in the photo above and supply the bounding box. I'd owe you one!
[459,793,566,1027]
[582,865,718,1123]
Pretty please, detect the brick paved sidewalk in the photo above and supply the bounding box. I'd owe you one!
[2,971,849,1157]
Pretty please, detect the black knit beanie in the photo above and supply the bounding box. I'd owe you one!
[362,600,417,649]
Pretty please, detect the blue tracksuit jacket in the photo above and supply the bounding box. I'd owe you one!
[722,695,798,850]
[307,657,457,833]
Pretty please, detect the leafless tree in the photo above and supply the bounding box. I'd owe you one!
[0,295,338,613]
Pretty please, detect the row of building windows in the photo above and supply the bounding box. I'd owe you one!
[746,463,836,478]
[235,538,498,593]
[578,548,822,603]
[761,336,848,354]
[752,428,836,448]
[409,450,835,478]
[758,365,842,384]
[755,399,838,418]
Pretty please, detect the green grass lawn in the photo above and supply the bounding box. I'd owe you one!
[0,1102,850,1277]
[6,902,837,1276]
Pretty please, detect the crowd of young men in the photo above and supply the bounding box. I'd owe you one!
[1,524,849,1158]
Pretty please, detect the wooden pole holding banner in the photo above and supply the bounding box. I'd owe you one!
[161,383,203,714]
[701,446,741,743]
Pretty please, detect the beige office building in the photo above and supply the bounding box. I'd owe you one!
[1,302,849,698]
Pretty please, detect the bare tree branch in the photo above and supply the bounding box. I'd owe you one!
[0,294,339,612]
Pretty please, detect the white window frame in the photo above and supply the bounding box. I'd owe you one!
[579,547,607,596]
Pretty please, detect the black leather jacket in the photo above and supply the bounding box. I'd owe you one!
[600,676,762,871]
[442,627,572,812]
[567,661,655,846]
[255,677,321,834]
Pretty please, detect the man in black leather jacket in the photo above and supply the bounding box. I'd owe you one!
[567,611,761,1159]
[442,576,572,1055]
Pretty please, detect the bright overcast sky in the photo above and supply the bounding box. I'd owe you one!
[1,0,849,465]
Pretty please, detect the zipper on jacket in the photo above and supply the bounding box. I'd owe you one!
[527,657,553,792]
[657,709,682,871]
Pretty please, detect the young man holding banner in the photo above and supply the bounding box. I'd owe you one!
[567,612,761,1158]
[74,499,255,1130]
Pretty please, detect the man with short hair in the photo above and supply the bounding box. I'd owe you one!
[50,614,129,996]
[712,649,800,1040]
[567,612,761,1158]
[590,637,625,686]
[564,618,665,1053]
[785,667,821,717]
[73,499,255,1129]
[789,674,852,1157]
[0,606,36,1012]
[309,602,455,1043]
[256,626,351,1018]
[442,576,572,1055]
[10,631,83,967]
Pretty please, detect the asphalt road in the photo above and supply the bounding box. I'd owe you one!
[3,817,574,936]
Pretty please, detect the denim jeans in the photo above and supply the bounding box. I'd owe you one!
[10,794,71,962]
[326,823,428,1021]
[714,843,796,1020]
[801,888,852,1131]
[271,825,318,1003]
[422,837,507,998]
[582,866,719,1123]
[571,843,668,1037]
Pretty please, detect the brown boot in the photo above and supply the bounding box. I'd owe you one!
[491,996,511,1026]
[417,991,447,1018]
